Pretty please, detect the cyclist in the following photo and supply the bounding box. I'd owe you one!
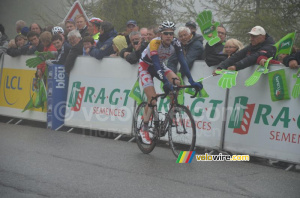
[88,17,103,43]
[139,21,203,144]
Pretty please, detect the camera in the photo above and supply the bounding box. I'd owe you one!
[133,41,139,45]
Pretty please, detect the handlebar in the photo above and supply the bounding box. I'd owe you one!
[149,78,200,104]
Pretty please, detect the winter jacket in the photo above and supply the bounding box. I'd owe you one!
[65,40,83,74]
[50,42,71,65]
[218,33,276,71]
[89,30,117,60]
[167,34,204,73]
[203,41,227,66]
[6,42,30,57]
[79,26,90,38]
[283,51,300,67]
[27,41,44,55]
[120,41,148,64]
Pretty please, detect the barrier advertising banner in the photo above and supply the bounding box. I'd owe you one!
[47,64,69,130]
[64,57,137,135]
[224,65,300,164]
[0,55,46,121]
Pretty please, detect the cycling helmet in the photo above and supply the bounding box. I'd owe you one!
[159,21,176,32]
[89,17,103,27]
[52,26,64,35]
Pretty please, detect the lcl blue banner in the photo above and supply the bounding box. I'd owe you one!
[47,64,69,130]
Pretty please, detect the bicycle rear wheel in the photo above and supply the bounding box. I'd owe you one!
[168,104,196,157]
[134,102,157,154]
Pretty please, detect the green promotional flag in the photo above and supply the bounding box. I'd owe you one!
[215,70,238,89]
[22,95,34,112]
[196,10,220,46]
[268,69,290,101]
[245,57,272,87]
[274,32,296,58]
[292,68,300,99]
[185,78,209,98]
[129,78,143,105]
[34,79,47,109]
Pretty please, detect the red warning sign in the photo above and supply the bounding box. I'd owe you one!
[63,1,89,23]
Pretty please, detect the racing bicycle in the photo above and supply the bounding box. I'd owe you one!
[134,78,199,157]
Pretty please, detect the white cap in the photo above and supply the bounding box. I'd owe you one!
[248,26,266,35]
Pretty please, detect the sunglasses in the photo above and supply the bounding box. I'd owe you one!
[162,31,174,36]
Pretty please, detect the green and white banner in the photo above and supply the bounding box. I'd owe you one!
[268,69,290,101]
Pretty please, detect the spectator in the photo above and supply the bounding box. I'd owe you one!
[147,25,160,42]
[140,27,148,42]
[21,27,30,37]
[65,30,83,74]
[45,34,71,66]
[65,19,76,35]
[203,25,228,66]
[7,34,29,57]
[88,17,102,43]
[52,26,65,43]
[214,26,276,73]
[282,51,300,69]
[223,38,244,58]
[30,23,43,35]
[82,36,94,56]
[167,27,204,75]
[185,21,198,37]
[27,31,44,54]
[125,20,139,46]
[89,21,117,60]
[16,20,27,34]
[36,31,57,77]
[110,35,127,57]
[0,24,9,55]
[75,14,89,38]
[120,31,148,64]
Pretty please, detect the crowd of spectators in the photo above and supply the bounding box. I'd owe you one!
[0,14,299,80]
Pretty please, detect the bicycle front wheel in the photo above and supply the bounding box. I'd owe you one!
[168,105,196,157]
[134,102,157,154]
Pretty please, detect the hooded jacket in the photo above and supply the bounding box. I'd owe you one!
[167,33,204,73]
[218,33,276,70]
[89,29,117,60]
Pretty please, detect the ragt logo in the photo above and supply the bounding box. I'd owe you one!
[68,81,85,112]
[228,96,255,135]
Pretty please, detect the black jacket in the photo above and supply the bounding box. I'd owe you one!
[7,43,30,57]
[203,42,227,66]
[283,51,300,67]
[120,41,148,64]
[65,40,83,74]
[79,26,90,38]
[51,42,71,65]
[218,34,276,70]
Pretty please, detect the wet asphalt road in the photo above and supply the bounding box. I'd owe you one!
[0,122,299,198]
